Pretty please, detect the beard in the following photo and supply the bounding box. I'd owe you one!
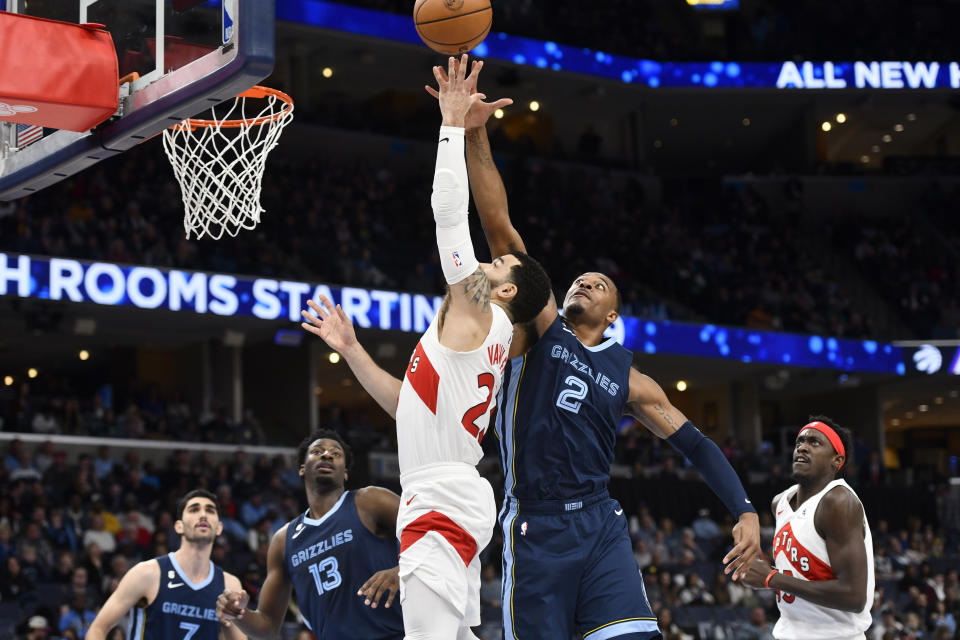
[182,528,216,545]
[312,474,340,493]
[564,299,586,319]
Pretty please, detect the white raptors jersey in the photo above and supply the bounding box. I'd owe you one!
[396,303,513,474]
[771,479,874,640]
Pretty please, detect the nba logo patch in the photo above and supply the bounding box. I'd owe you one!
[222,0,236,44]
[520,521,528,536]
[452,251,462,267]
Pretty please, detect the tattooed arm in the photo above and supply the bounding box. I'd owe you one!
[624,368,687,438]
[428,55,496,352]
[626,367,761,579]
[436,265,495,352]
[465,127,526,259]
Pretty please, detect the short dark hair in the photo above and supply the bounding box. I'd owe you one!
[808,414,853,475]
[176,489,220,520]
[297,429,353,471]
[504,251,552,325]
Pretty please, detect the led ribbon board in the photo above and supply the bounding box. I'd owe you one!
[0,252,906,374]
[274,0,960,89]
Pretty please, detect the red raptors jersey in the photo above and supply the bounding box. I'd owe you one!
[771,479,874,640]
[396,303,513,474]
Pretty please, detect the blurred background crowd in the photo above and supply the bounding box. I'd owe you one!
[3,145,957,341]
[2,0,959,638]
[0,428,957,639]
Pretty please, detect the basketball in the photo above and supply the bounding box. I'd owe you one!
[414,0,492,56]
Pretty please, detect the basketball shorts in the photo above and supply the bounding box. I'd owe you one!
[499,490,662,640]
[397,462,496,627]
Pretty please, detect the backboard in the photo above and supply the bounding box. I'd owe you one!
[0,0,275,200]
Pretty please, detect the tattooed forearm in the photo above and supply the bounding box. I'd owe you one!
[466,129,496,169]
[461,267,491,312]
[652,403,680,429]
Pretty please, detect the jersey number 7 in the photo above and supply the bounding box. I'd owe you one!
[461,373,494,443]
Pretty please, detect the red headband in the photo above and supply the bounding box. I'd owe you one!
[800,421,845,470]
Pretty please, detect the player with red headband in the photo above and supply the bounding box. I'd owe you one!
[737,415,873,640]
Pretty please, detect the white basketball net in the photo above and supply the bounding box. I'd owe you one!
[162,87,294,240]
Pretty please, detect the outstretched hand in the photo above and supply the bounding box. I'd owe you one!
[424,54,513,129]
[301,295,358,355]
[358,566,400,609]
[430,54,506,128]
[426,57,513,129]
[724,512,762,581]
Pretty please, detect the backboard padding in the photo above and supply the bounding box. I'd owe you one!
[0,0,274,201]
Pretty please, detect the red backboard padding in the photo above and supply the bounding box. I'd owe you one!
[0,11,118,132]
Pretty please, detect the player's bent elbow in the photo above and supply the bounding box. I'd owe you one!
[840,590,867,612]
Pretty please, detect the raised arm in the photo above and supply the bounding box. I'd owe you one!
[428,58,558,352]
[86,560,158,640]
[625,367,761,579]
[426,59,521,258]
[466,125,525,258]
[217,526,294,640]
[429,55,499,351]
[302,295,401,419]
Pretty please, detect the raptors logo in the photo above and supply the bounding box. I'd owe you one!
[444,0,465,9]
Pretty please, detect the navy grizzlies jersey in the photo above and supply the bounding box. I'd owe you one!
[285,491,404,640]
[495,316,633,500]
[130,553,224,640]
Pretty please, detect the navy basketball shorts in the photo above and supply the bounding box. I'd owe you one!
[498,491,662,640]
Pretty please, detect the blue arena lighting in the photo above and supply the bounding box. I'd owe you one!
[686,0,740,10]
[273,0,960,89]
[0,253,911,375]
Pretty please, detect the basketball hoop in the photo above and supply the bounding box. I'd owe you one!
[162,86,294,240]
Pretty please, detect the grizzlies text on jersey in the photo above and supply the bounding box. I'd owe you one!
[494,315,661,640]
[495,315,633,500]
[285,491,404,640]
[129,553,224,640]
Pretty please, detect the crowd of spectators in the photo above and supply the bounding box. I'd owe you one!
[829,181,960,339]
[0,432,957,639]
[0,436,308,639]
[836,215,952,340]
[0,375,266,446]
[3,139,935,340]
[338,0,958,62]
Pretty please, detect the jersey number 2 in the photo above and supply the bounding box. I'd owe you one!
[556,376,588,414]
[462,373,495,443]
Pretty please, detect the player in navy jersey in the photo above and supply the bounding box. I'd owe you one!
[425,58,763,640]
[217,429,404,640]
[86,489,245,640]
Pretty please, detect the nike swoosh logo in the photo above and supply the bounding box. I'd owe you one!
[614,508,623,516]
[168,582,184,589]
[777,510,784,516]
[291,527,306,539]
[745,499,751,504]
[406,494,418,506]
[439,137,449,143]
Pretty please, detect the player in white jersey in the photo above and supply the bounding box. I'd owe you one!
[739,416,874,640]
[301,54,552,640]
